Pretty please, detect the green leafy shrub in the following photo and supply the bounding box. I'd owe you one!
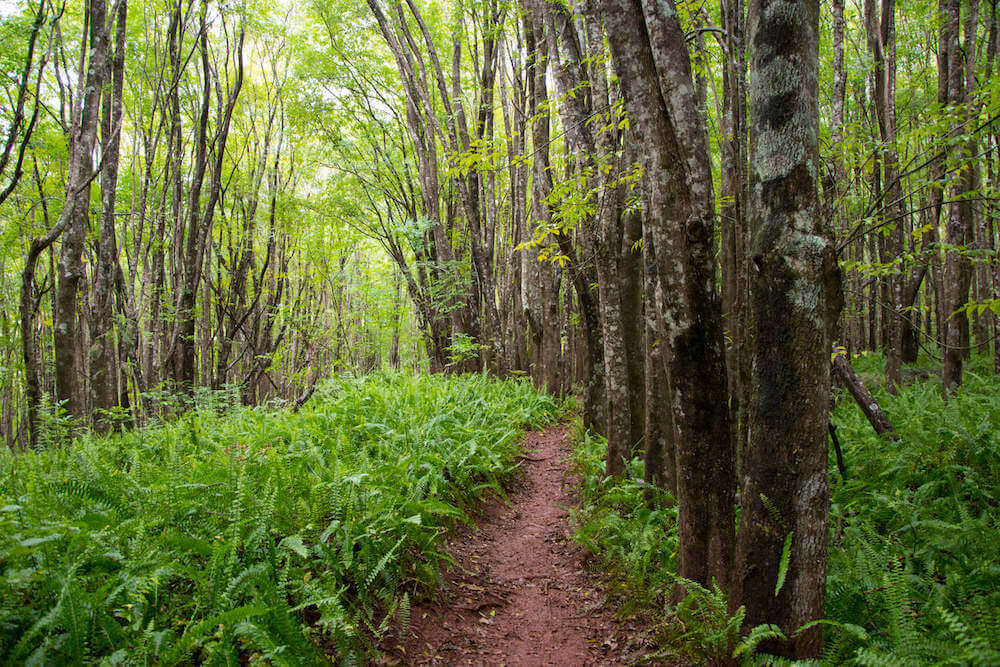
[0,372,557,663]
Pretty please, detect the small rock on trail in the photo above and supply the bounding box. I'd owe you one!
[376,425,649,665]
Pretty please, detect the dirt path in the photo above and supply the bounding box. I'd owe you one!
[377,425,648,665]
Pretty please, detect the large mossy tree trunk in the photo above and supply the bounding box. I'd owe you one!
[732,0,842,658]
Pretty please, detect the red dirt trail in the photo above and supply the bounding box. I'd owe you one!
[377,425,650,666]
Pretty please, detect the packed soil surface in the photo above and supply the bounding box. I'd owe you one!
[376,425,650,665]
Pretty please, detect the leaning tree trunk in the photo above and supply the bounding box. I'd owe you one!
[21,190,70,448]
[733,0,842,658]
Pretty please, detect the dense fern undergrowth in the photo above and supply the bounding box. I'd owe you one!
[571,353,1000,665]
[0,372,557,664]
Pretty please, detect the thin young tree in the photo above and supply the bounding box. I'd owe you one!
[90,0,128,433]
[0,0,50,207]
[53,0,110,421]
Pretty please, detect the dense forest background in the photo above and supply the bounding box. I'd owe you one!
[7,0,998,445]
[2,0,1000,662]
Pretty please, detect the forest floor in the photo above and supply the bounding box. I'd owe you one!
[376,425,652,665]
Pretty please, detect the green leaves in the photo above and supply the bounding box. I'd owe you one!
[774,532,793,596]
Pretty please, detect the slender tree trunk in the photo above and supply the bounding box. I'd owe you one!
[579,1,633,476]
[21,173,69,448]
[621,205,646,453]
[864,0,907,392]
[720,0,750,475]
[54,0,109,421]
[942,0,976,394]
[525,0,606,435]
[91,0,128,433]
[170,11,244,391]
[523,10,563,395]
[0,0,47,208]
[641,203,676,496]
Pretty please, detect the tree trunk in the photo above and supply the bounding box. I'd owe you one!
[864,0,907,393]
[601,0,736,593]
[832,352,898,438]
[942,0,976,394]
[733,0,842,658]
[579,1,633,476]
[90,0,128,434]
[641,210,676,496]
[54,0,110,421]
[720,0,749,475]
[523,10,563,394]
[170,12,244,391]
[21,173,70,448]
[525,0,606,435]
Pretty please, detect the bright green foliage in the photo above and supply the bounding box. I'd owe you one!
[0,373,557,663]
[569,422,678,612]
[826,353,1000,665]
[571,354,1000,664]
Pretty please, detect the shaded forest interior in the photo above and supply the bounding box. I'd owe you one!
[2,0,1000,663]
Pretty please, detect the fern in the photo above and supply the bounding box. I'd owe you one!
[775,532,793,596]
[0,372,558,662]
[733,623,786,658]
[165,604,271,663]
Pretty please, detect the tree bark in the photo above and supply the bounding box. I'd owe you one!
[942,0,976,394]
[733,0,842,658]
[525,0,606,436]
[168,9,244,391]
[0,0,48,208]
[54,0,110,421]
[523,9,563,394]
[641,210,676,497]
[720,0,750,475]
[21,169,69,448]
[864,0,907,393]
[601,0,736,593]
[90,0,128,433]
[832,352,898,438]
